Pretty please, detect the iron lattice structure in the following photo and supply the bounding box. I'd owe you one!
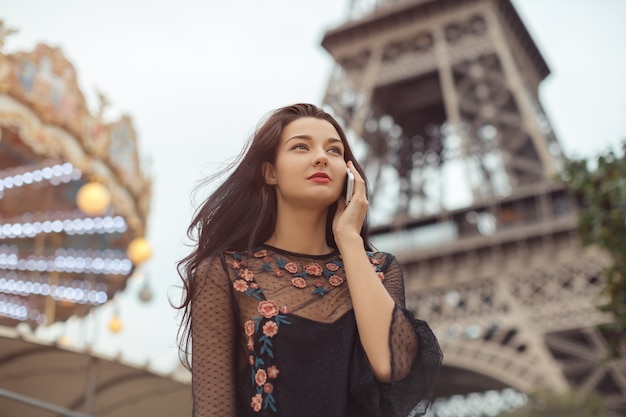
[321,0,626,414]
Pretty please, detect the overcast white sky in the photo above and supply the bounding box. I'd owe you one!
[2,0,625,373]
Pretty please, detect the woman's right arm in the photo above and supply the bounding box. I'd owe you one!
[191,255,237,417]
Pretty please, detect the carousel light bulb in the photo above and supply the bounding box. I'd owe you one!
[108,313,122,333]
[58,335,73,346]
[127,237,152,265]
[76,182,111,216]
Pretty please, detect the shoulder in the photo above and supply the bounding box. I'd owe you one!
[195,252,233,285]
[197,249,250,268]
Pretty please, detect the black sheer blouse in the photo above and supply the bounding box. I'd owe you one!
[191,245,442,417]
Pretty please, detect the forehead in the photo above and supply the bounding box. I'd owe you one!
[281,117,341,142]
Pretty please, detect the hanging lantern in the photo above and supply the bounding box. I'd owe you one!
[138,279,153,303]
[76,181,111,216]
[127,237,152,265]
[108,313,122,333]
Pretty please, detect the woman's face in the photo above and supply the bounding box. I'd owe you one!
[263,117,347,209]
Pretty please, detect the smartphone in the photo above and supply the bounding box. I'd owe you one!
[345,167,355,205]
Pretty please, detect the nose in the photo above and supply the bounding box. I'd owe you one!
[312,149,328,167]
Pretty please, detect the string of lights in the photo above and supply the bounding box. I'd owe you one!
[0,215,128,238]
[0,294,30,321]
[0,251,132,275]
[0,161,81,197]
[0,271,108,304]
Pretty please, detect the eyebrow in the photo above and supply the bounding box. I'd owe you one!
[285,135,343,145]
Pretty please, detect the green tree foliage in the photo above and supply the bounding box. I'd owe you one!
[562,141,626,357]
[498,390,615,417]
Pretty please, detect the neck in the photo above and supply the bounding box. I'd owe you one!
[265,203,333,255]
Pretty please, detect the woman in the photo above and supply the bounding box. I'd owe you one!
[177,103,442,417]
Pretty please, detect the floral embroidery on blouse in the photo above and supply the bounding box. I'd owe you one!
[274,256,345,296]
[248,299,290,412]
[228,250,292,413]
[227,248,385,413]
[368,252,385,281]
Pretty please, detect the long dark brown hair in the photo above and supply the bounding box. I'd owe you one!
[176,103,371,368]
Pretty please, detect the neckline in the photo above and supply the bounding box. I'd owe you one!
[261,244,338,260]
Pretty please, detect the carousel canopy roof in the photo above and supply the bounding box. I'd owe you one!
[0,326,191,417]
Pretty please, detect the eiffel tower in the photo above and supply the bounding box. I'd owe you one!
[321,0,626,414]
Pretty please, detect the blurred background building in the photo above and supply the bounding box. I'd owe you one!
[0,29,191,416]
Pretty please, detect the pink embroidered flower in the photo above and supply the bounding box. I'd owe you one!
[258,300,279,318]
[328,275,344,287]
[255,368,267,386]
[247,336,254,351]
[325,262,339,272]
[267,365,280,379]
[250,282,259,289]
[291,277,306,288]
[280,305,289,314]
[227,259,241,269]
[369,257,381,265]
[233,279,249,292]
[251,394,263,412]
[377,271,385,281]
[263,256,272,263]
[249,355,254,365]
[313,279,323,287]
[274,269,283,277]
[253,249,268,258]
[305,263,323,276]
[263,321,278,337]
[245,320,256,336]
[284,262,298,273]
[240,268,254,282]
[263,383,274,394]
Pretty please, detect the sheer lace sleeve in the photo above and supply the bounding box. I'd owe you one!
[191,255,237,417]
[351,253,442,417]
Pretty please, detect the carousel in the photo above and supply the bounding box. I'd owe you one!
[0,23,191,416]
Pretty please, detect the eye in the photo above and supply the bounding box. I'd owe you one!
[290,143,309,151]
[328,146,344,155]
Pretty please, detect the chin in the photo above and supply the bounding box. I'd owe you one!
[299,193,340,208]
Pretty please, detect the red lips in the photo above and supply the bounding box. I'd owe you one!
[308,172,331,183]
[307,172,330,180]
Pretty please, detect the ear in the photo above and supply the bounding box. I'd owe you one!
[262,162,277,185]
